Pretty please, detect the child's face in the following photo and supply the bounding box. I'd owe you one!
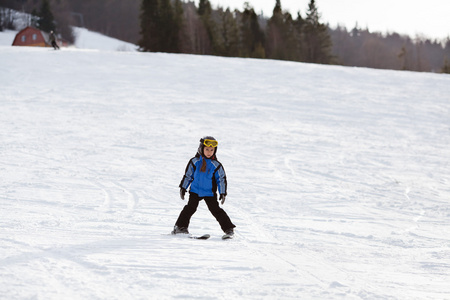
[203,146,215,158]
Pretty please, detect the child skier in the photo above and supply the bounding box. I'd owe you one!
[172,136,236,238]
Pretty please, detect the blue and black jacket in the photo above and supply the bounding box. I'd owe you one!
[179,153,227,197]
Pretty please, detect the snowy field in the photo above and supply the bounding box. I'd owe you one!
[1,30,450,299]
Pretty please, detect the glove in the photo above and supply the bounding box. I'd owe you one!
[180,188,186,200]
[219,194,226,205]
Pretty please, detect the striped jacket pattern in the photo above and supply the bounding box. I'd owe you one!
[179,154,227,197]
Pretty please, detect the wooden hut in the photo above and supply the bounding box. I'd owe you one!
[12,27,50,47]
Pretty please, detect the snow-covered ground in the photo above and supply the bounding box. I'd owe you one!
[1,30,450,299]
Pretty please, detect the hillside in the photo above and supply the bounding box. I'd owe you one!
[1,43,450,299]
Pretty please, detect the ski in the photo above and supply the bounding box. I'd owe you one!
[170,232,210,240]
[190,234,210,240]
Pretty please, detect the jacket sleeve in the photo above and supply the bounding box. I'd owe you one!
[215,164,227,196]
[179,159,195,190]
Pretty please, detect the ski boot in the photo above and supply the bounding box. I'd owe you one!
[222,228,234,239]
[171,225,189,235]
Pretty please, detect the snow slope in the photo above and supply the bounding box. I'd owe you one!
[1,43,450,299]
[0,29,18,46]
[72,27,137,51]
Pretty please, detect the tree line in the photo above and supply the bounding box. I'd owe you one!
[331,25,450,73]
[138,0,333,65]
[1,0,449,73]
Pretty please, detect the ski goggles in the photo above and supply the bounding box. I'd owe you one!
[203,139,218,147]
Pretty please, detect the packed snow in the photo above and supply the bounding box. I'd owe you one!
[1,29,450,299]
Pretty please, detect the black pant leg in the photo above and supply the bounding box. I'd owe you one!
[204,196,236,232]
[175,193,200,228]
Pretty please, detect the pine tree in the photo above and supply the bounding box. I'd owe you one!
[218,8,239,57]
[266,0,299,61]
[173,0,184,53]
[139,0,182,53]
[197,0,219,55]
[266,0,285,59]
[293,12,306,61]
[240,3,265,58]
[198,0,212,16]
[139,0,160,51]
[37,0,56,33]
[303,0,332,64]
[283,11,300,61]
[159,0,175,51]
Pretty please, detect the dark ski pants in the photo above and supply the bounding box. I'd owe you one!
[175,192,236,232]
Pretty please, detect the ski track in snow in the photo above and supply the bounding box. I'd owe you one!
[1,44,450,299]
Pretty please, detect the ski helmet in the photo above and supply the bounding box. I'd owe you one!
[198,136,218,158]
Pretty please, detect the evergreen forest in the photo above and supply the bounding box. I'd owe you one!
[1,0,449,73]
